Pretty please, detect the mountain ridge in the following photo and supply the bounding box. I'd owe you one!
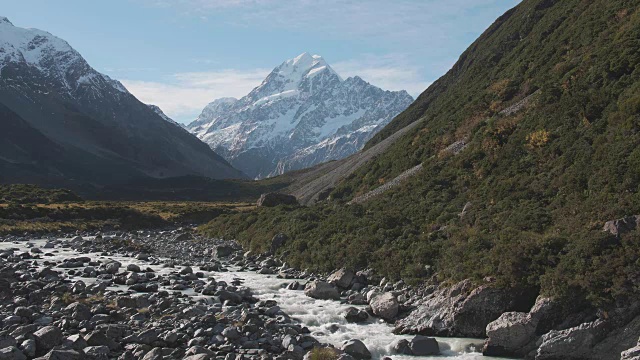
[0,16,245,189]
[188,52,413,179]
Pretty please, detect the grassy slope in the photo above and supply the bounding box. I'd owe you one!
[201,0,640,306]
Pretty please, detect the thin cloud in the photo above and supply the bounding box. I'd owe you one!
[121,68,269,123]
[333,54,431,98]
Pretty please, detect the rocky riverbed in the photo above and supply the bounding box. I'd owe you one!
[1,229,639,360]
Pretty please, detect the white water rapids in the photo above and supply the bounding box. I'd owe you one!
[0,238,514,360]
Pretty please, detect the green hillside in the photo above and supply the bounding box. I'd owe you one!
[202,0,640,306]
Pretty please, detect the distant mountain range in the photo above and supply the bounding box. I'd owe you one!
[188,53,413,179]
[0,16,244,190]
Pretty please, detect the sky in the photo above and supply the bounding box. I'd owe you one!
[1,0,521,123]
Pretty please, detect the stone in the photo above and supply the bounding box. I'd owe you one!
[126,264,141,272]
[340,339,371,360]
[0,336,16,349]
[370,292,399,321]
[33,326,63,352]
[327,268,354,289]
[536,319,609,360]
[104,261,121,274]
[270,233,288,253]
[603,215,640,237]
[85,331,118,350]
[64,335,88,351]
[256,193,299,207]
[0,346,26,360]
[66,302,91,321]
[141,348,163,360]
[83,346,109,359]
[394,279,536,337]
[343,307,368,323]
[35,349,82,360]
[408,336,439,356]
[214,245,235,258]
[304,281,340,300]
[483,312,536,357]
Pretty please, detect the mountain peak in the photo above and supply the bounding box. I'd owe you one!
[0,16,13,26]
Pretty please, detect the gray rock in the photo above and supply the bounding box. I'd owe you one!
[271,233,288,253]
[408,336,439,356]
[126,264,141,272]
[603,215,639,237]
[536,319,609,360]
[257,193,299,207]
[214,245,235,258]
[104,261,121,274]
[20,340,35,358]
[83,346,109,359]
[0,346,26,360]
[0,336,16,349]
[33,326,63,352]
[340,339,371,360]
[141,348,164,360]
[327,268,354,289]
[304,281,340,300]
[343,307,368,323]
[35,349,82,360]
[394,279,534,337]
[370,292,398,321]
[483,312,536,357]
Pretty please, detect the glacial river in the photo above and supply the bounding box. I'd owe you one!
[0,238,512,360]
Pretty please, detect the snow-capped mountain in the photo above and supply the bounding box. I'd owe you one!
[0,16,244,188]
[188,52,414,179]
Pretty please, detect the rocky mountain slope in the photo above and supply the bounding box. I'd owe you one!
[188,53,413,179]
[0,17,244,190]
[204,0,640,349]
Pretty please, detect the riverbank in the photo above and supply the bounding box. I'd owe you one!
[0,229,487,360]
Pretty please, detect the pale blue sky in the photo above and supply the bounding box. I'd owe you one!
[1,0,521,123]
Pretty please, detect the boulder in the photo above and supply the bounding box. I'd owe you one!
[622,338,640,360]
[270,233,288,253]
[394,279,535,337]
[408,336,439,356]
[104,261,121,274]
[370,292,399,321]
[34,349,82,360]
[0,346,26,360]
[603,215,639,237]
[33,326,63,352]
[536,319,609,360]
[214,245,235,258]
[483,312,536,357]
[304,281,340,300]
[257,193,299,207]
[343,307,369,323]
[327,268,354,289]
[340,339,371,360]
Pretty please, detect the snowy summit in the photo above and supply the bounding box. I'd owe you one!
[188,52,413,179]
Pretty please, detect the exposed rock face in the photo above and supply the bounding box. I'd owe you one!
[536,319,610,360]
[304,281,340,300]
[327,268,355,289]
[394,280,536,338]
[188,52,413,179]
[270,233,288,253]
[483,295,640,360]
[483,312,537,357]
[603,215,640,237]
[256,193,299,207]
[622,338,640,360]
[370,292,399,321]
